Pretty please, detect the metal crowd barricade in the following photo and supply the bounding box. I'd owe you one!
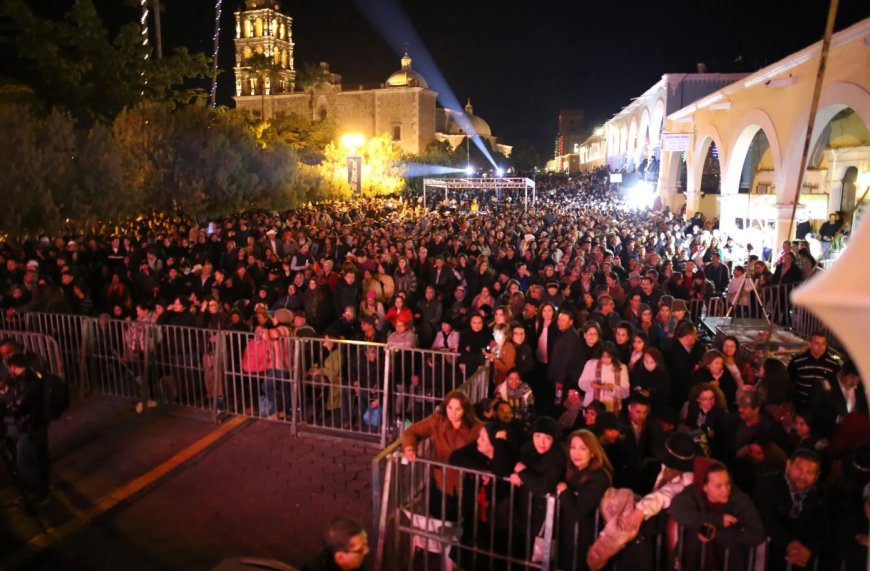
[0,330,63,377]
[80,316,145,399]
[0,312,29,332]
[219,329,296,428]
[25,312,86,388]
[149,323,216,411]
[389,346,466,431]
[669,522,772,571]
[295,336,389,444]
[376,445,556,571]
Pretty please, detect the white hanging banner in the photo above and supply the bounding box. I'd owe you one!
[662,133,690,152]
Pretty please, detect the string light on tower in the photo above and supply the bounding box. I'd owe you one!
[139,0,150,97]
[209,0,223,107]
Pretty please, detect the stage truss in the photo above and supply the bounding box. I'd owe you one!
[422,177,536,209]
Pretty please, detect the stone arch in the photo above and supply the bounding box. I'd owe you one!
[244,19,253,38]
[650,98,666,143]
[723,109,783,197]
[243,45,253,60]
[627,117,639,165]
[609,127,620,161]
[638,108,651,166]
[255,17,264,37]
[690,124,725,197]
[620,124,628,155]
[783,82,870,185]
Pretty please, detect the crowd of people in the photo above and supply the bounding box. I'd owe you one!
[0,169,866,569]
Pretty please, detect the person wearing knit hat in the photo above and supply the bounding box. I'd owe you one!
[508,416,566,537]
[587,431,700,570]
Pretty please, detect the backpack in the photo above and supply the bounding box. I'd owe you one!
[39,371,71,421]
[241,337,271,373]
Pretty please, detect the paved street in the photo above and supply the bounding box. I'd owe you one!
[0,396,377,570]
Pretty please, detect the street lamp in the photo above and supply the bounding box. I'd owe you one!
[341,134,365,195]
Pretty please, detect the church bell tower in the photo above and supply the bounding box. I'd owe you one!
[233,1,295,98]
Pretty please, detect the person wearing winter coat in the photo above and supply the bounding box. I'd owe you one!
[449,423,518,568]
[587,432,699,571]
[402,390,483,520]
[577,341,630,412]
[556,429,612,571]
[753,449,831,571]
[669,461,765,571]
[508,416,566,544]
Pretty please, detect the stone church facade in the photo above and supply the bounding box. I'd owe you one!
[232,1,507,156]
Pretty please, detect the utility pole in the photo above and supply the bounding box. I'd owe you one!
[153,0,163,59]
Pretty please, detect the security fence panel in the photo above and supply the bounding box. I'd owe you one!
[383,449,556,571]
[389,347,465,431]
[759,283,797,329]
[0,330,64,378]
[82,316,147,399]
[150,323,213,410]
[224,327,295,423]
[25,312,86,387]
[0,312,29,332]
[669,523,770,571]
[222,329,259,419]
[296,337,387,442]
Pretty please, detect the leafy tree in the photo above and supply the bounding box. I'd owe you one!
[246,53,280,119]
[413,140,459,167]
[0,0,210,123]
[113,102,300,221]
[319,133,405,197]
[259,112,336,161]
[295,61,333,91]
[509,140,543,173]
[0,104,78,234]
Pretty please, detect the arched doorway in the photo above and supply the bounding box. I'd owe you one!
[700,141,721,195]
[806,107,870,214]
[738,130,773,194]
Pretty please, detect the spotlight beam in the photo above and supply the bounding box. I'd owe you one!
[402,163,467,178]
[350,0,498,168]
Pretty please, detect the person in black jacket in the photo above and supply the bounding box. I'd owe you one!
[664,321,704,411]
[0,353,51,503]
[509,416,566,549]
[556,429,612,571]
[545,310,584,417]
[753,449,831,571]
[669,461,766,571]
[449,423,518,568]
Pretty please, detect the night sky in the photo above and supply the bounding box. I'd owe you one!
[15,1,870,155]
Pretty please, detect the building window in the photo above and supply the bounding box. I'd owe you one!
[392,124,402,142]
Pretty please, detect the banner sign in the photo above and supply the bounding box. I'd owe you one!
[662,133,690,152]
[347,156,362,194]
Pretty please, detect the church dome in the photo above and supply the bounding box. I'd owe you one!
[440,99,491,137]
[385,52,428,89]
